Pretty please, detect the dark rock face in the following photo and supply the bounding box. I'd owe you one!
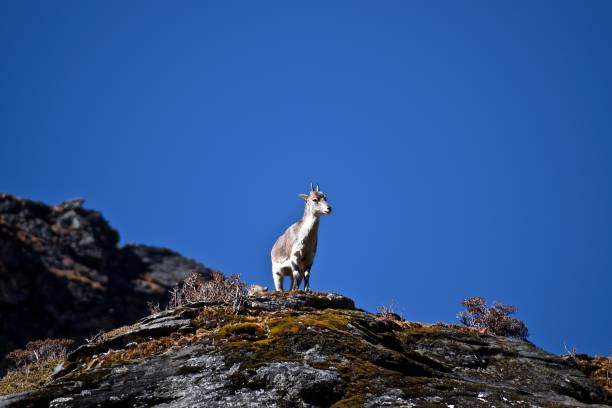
[0,193,213,374]
[2,292,610,407]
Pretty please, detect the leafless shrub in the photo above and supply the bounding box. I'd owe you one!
[147,301,161,315]
[563,342,577,359]
[5,338,74,369]
[457,296,528,339]
[377,301,404,321]
[167,271,246,313]
[85,331,104,345]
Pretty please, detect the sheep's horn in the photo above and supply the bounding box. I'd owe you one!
[310,183,314,192]
[315,184,320,192]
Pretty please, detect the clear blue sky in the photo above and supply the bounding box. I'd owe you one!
[1,1,611,356]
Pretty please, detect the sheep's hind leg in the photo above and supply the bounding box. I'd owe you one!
[289,272,296,291]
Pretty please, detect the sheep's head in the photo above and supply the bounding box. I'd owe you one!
[299,183,332,216]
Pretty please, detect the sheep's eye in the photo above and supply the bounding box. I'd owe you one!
[313,198,319,202]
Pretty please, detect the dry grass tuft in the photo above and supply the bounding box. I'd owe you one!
[0,359,61,396]
[566,350,612,394]
[0,338,74,396]
[167,271,246,313]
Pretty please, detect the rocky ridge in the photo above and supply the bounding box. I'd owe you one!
[1,292,610,407]
[0,193,214,373]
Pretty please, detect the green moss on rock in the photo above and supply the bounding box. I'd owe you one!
[217,322,266,339]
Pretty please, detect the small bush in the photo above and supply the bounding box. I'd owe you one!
[5,338,74,368]
[167,271,246,313]
[377,302,404,321]
[0,338,74,396]
[563,345,612,394]
[457,296,528,339]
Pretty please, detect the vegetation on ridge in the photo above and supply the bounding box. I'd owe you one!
[2,271,610,405]
[565,350,612,394]
[0,339,74,396]
[149,271,246,314]
[457,296,529,339]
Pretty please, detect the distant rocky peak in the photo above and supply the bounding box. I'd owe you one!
[0,192,214,374]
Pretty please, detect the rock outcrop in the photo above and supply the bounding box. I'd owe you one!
[0,193,214,374]
[1,193,610,407]
[2,292,610,407]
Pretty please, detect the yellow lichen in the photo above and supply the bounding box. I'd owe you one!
[217,322,266,339]
[298,310,351,333]
[268,319,303,337]
[330,394,366,408]
[102,324,138,340]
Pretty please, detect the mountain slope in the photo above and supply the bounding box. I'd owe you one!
[2,292,610,408]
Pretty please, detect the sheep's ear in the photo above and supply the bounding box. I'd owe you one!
[298,193,308,201]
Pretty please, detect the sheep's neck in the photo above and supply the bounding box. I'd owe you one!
[298,211,319,243]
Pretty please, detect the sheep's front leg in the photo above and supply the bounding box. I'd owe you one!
[303,267,311,292]
[292,270,303,290]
